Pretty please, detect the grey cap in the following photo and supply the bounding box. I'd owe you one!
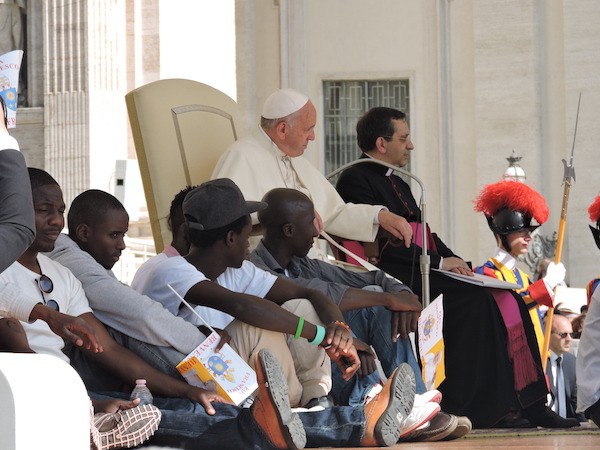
[183,178,266,231]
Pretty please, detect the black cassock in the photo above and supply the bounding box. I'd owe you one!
[336,156,547,427]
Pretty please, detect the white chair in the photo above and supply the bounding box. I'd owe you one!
[0,353,90,449]
[126,79,241,252]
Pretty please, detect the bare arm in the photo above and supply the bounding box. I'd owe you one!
[29,305,102,352]
[92,398,142,413]
[265,277,353,351]
[338,287,421,313]
[185,280,321,342]
[186,279,359,377]
[339,288,421,341]
[79,313,226,415]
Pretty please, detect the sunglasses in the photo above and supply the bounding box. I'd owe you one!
[36,274,59,312]
[551,331,576,339]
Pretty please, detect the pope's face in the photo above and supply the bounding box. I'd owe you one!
[281,101,316,157]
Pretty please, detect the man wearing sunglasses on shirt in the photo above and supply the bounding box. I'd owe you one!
[0,96,99,352]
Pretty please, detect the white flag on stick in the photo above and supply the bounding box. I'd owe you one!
[0,50,24,128]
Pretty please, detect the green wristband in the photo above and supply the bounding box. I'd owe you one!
[308,324,326,346]
[294,317,305,340]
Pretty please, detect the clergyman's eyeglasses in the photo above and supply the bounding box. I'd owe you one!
[382,135,411,144]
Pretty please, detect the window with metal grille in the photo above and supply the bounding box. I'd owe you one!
[322,79,410,182]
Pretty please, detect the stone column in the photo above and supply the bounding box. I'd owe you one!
[43,0,127,207]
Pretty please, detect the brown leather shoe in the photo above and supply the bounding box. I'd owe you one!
[361,363,415,447]
[252,349,306,449]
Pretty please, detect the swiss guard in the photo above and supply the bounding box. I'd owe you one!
[473,180,566,358]
[468,179,579,429]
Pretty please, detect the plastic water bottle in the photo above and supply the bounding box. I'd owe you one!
[129,379,153,405]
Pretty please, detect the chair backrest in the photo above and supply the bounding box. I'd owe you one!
[126,79,241,252]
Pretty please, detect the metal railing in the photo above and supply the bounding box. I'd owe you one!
[112,237,156,285]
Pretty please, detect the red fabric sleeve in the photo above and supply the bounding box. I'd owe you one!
[528,279,553,308]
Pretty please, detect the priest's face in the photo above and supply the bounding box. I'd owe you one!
[381,119,414,168]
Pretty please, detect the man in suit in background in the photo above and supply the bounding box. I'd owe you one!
[547,313,585,421]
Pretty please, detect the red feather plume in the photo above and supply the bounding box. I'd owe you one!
[473,180,549,224]
[589,195,600,222]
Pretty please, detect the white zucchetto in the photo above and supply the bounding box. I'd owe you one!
[261,89,309,120]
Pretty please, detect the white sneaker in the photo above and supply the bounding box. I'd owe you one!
[414,389,442,407]
[398,401,441,438]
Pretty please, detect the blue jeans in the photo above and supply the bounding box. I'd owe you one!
[89,391,367,449]
[342,304,426,394]
[330,365,381,407]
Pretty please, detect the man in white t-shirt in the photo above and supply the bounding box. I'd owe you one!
[133,178,361,408]
[0,96,100,350]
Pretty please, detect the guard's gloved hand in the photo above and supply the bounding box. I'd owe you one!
[543,261,566,290]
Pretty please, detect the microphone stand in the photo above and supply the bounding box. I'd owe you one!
[326,158,431,307]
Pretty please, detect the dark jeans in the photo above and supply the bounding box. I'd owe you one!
[89,391,368,449]
[66,326,185,393]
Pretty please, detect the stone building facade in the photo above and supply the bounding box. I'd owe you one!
[12,0,600,287]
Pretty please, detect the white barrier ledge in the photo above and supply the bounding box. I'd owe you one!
[0,353,90,449]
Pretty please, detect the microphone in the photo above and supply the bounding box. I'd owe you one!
[326,158,431,307]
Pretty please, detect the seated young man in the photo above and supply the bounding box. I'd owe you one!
[2,166,418,449]
[249,187,474,441]
[132,178,360,409]
[0,99,97,350]
[250,188,422,379]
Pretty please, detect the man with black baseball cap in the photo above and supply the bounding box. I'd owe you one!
[133,178,361,409]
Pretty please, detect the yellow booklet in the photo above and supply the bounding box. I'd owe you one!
[168,284,258,405]
[177,331,258,405]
